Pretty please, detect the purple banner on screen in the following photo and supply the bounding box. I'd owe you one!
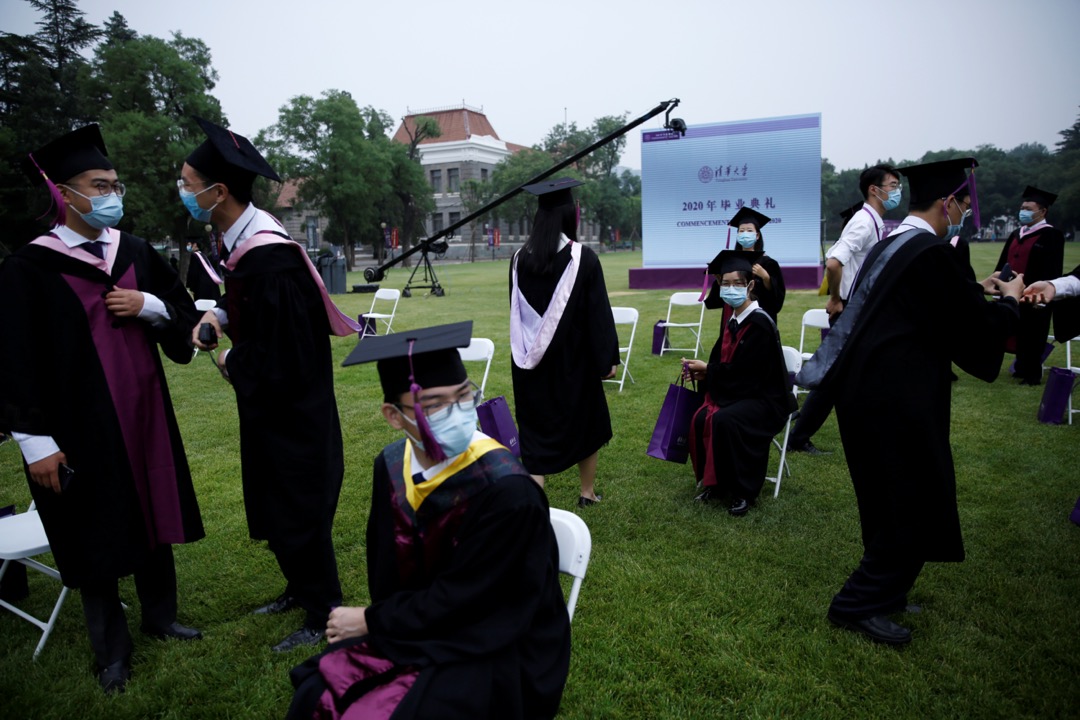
[643,130,683,142]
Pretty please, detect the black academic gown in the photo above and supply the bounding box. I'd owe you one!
[185,252,221,302]
[0,233,204,588]
[689,308,792,501]
[287,438,571,720]
[995,225,1064,381]
[510,243,619,475]
[222,243,344,555]
[829,234,1019,563]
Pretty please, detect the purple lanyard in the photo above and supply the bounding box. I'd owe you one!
[861,207,881,242]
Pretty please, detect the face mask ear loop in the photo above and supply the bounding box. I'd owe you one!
[408,339,446,462]
[28,153,67,227]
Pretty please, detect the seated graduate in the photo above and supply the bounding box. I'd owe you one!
[287,321,571,720]
[684,251,795,517]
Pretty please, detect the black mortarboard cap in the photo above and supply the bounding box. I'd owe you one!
[707,249,762,275]
[727,206,771,230]
[523,177,584,210]
[22,124,113,185]
[896,158,977,205]
[1021,185,1057,208]
[342,321,472,399]
[186,117,281,189]
[839,201,864,224]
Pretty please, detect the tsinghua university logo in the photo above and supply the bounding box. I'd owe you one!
[698,166,713,183]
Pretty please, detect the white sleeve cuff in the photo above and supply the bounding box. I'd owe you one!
[137,292,172,327]
[11,432,61,465]
[1050,275,1080,300]
[212,307,229,327]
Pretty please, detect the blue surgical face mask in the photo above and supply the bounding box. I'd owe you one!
[1018,209,1036,225]
[719,285,748,307]
[400,404,477,459]
[66,187,124,229]
[944,199,964,238]
[179,184,219,223]
[882,187,902,211]
[736,231,757,248]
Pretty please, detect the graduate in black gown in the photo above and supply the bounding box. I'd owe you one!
[797,158,1025,646]
[994,186,1064,385]
[685,250,793,516]
[185,118,360,653]
[509,178,619,508]
[0,126,204,692]
[703,207,786,337]
[288,322,571,720]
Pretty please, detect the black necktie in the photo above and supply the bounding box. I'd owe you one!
[727,318,738,337]
[82,241,105,260]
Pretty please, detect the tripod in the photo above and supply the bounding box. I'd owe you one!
[403,244,445,297]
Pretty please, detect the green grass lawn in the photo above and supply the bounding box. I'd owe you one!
[2,242,1078,719]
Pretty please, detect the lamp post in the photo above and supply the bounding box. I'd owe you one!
[380,222,388,263]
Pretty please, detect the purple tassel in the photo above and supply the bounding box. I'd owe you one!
[696,270,712,302]
[407,340,446,462]
[967,164,981,230]
[27,153,66,227]
[725,227,731,249]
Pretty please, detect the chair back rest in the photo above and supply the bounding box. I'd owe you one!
[611,306,639,325]
[782,345,802,374]
[669,291,702,307]
[458,338,495,396]
[799,308,830,353]
[549,508,591,621]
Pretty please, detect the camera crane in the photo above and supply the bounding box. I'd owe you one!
[364,98,686,296]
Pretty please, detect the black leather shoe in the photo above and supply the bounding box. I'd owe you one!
[694,487,717,503]
[828,612,911,645]
[788,440,830,455]
[98,659,131,694]
[1018,378,1041,386]
[271,626,324,653]
[253,594,297,615]
[142,621,202,641]
[577,494,603,508]
[728,498,750,516]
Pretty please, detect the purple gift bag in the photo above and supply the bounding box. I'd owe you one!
[1037,367,1076,424]
[652,321,669,355]
[646,377,704,463]
[476,396,521,457]
[357,314,377,338]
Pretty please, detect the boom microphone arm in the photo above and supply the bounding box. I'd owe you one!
[364,98,684,283]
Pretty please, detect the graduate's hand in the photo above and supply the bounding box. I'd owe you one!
[326,606,368,643]
[28,451,67,494]
[603,365,617,380]
[104,288,144,317]
[993,272,1025,302]
[192,311,221,350]
[682,358,707,381]
[825,296,844,320]
[752,263,771,286]
[1022,280,1057,305]
[980,271,1004,296]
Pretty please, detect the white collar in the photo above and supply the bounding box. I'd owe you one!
[222,203,258,252]
[733,299,760,325]
[416,430,486,479]
[861,203,884,227]
[1020,219,1050,237]
[888,215,935,237]
[52,224,109,249]
[557,233,572,252]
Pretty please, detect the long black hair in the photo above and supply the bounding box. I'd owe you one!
[516,202,578,275]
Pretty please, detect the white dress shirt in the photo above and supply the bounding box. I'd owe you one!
[826,204,884,301]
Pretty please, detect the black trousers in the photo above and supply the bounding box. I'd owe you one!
[1013,304,1053,383]
[788,385,834,448]
[829,550,925,620]
[269,523,342,630]
[80,543,177,668]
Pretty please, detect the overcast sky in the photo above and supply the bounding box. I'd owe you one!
[5,0,1079,171]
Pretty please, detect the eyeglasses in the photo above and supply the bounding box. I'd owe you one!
[70,181,126,197]
[397,382,482,423]
[719,281,748,288]
[877,182,902,191]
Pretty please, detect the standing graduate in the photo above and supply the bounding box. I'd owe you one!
[797,158,1025,646]
[185,117,360,653]
[0,125,204,692]
[684,250,793,516]
[509,178,619,507]
[994,186,1064,385]
[703,207,786,331]
[288,322,571,720]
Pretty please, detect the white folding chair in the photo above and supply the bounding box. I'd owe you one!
[765,346,802,498]
[604,307,639,392]
[798,309,830,363]
[0,502,72,659]
[548,508,591,622]
[659,292,705,359]
[457,338,495,398]
[362,289,401,337]
[1065,336,1080,426]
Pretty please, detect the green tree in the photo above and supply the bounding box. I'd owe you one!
[387,115,439,265]
[259,90,394,270]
